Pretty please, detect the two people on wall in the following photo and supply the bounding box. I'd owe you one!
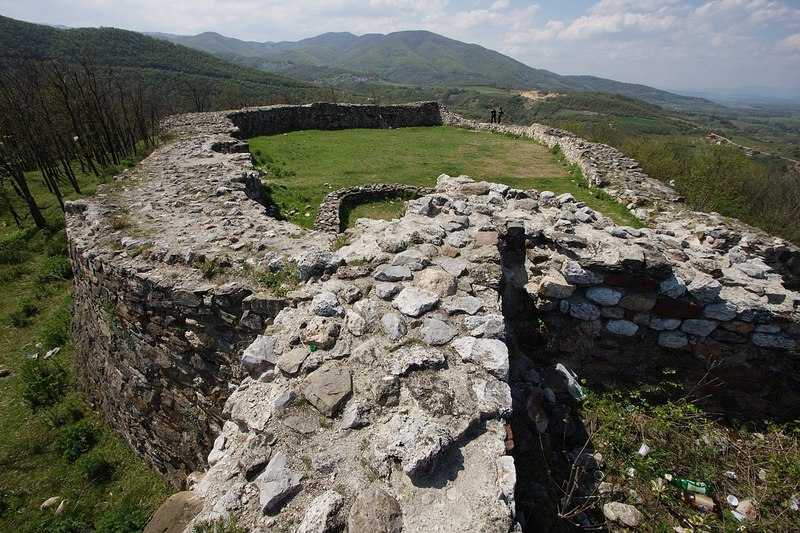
[490,106,504,124]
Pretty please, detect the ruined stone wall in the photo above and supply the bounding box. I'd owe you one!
[65,103,800,530]
[65,103,448,487]
[442,110,800,281]
[67,201,287,486]
[228,101,442,138]
[314,184,434,233]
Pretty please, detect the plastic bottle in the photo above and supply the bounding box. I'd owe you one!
[664,473,712,495]
[677,490,718,513]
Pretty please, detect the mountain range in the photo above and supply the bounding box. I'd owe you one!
[150,29,713,112]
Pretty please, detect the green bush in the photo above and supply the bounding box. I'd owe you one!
[20,513,89,533]
[96,503,151,533]
[44,395,85,428]
[10,298,39,327]
[0,234,31,265]
[20,358,69,409]
[76,451,114,483]
[55,420,97,462]
[38,256,73,281]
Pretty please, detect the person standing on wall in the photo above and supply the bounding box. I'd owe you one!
[498,107,504,124]
[490,107,497,123]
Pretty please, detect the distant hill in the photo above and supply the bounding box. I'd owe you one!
[152,29,719,113]
[0,16,327,112]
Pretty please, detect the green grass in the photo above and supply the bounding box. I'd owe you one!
[249,125,642,228]
[0,214,173,531]
[0,146,173,531]
[574,387,800,532]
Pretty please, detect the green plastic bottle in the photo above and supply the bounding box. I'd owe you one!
[664,473,711,495]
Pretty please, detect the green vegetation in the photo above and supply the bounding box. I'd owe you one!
[550,385,800,532]
[0,15,332,113]
[260,261,301,297]
[0,210,172,531]
[249,126,643,229]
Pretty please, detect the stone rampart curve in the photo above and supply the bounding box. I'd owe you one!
[63,102,799,531]
[314,184,434,233]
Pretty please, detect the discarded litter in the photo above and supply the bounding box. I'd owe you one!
[790,493,799,511]
[723,470,738,480]
[727,495,739,507]
[676,490,718,513]
[554,363,586,401]
[664,473,712,495]
[637,443,650,457]
[309,344,317,352]
[626,467,636,478]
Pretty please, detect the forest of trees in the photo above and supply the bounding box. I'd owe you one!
[0,57,162,229]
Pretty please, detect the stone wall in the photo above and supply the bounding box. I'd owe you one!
[64,103,800,530]
[314,184,434,233]
[228,101,442,138]
[442,110,800,283]
[67,200,288,486]
[65,103,449,487]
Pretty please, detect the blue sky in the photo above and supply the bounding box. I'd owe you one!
[2,0,798,93]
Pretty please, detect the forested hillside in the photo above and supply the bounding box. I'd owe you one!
[154,29,720,113]
[0,16,331,112]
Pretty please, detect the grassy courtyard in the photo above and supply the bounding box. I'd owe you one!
[248,125,643,229]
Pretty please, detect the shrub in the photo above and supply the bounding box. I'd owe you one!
[95,503,151,533]
[54,420,97,462]
[75,451,113,483]
[0,234,31,265]
[41,310,71,348]
[20,358,69,409]
[43,395,85,428]
[10,298,39,327]
[39,256,73,281]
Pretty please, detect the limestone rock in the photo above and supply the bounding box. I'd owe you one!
[241,335,277,375]
[302,364,352,417]
[451,337,509,380]
[257,451,302,512]
[464,313,506,339]
[392,249,431,271]
[603,501,644,528]
[300,317,340,350]
[375,282,399,300]
[442,295,484,315]
[393,286,439,317]
[605,319,638,337]
[143,491,204,533]
[373,264,413,282]
[385,414,453,477]
[381,312,408,342]
[384,345,446,376]
[339,401,372,430]
[276,347,309,375]
[298,490,344,533]
[415,268,457,297]
[312,291,344,317]
[585,287,623,306]
[419,316,458,345]
[348,483,403,533]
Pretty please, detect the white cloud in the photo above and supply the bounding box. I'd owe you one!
[777,33,800,50]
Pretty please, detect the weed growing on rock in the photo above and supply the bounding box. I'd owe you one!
[260,261,300,297]
[329,233,350,251]
[193,514,246,533]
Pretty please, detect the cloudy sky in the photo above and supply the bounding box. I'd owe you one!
[2,0,799,94]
